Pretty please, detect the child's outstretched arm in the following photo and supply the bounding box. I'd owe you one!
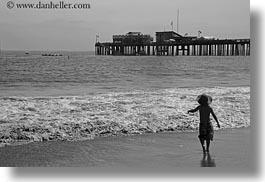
[210,108,220,128]
[188,106,199,113]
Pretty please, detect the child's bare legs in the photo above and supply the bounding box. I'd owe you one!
[206,139,210,152]
[199,137,206,153]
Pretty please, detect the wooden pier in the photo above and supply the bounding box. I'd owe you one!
[95,39,250,56]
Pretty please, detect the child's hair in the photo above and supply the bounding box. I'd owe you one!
[198,95,209,106]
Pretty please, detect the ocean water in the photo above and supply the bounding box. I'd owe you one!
[0,51,249,97]
[0,51,250,145]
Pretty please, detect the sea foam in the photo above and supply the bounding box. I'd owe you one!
[0,87,250,146]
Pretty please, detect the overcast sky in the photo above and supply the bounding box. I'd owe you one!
[0,0,249,51]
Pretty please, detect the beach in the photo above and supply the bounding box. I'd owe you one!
[0,1,253,180]
[0,54,251,170]
[0,128,252,171]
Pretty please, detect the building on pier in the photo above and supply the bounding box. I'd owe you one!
[113,32,153,44]
[156,31,184,42]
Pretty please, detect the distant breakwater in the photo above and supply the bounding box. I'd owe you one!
[0,86,250,147]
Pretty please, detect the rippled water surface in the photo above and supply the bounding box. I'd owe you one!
[0,51,250,96]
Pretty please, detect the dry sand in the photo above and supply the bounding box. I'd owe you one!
[0,128,252,174]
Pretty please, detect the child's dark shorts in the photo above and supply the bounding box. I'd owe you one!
[198,122,214,141]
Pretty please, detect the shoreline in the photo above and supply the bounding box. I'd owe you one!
[0,85,250,98]
[0,127,252,170]
[0,86,250,147]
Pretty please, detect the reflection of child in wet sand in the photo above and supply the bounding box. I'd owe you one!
[200,153,216,167]
[188,94,220,153]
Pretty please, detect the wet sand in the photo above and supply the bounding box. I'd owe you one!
[0,128,252,172]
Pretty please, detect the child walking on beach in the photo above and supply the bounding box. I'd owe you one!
[188,94,220,153]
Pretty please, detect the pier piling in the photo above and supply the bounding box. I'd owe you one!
[95,39,250,56]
